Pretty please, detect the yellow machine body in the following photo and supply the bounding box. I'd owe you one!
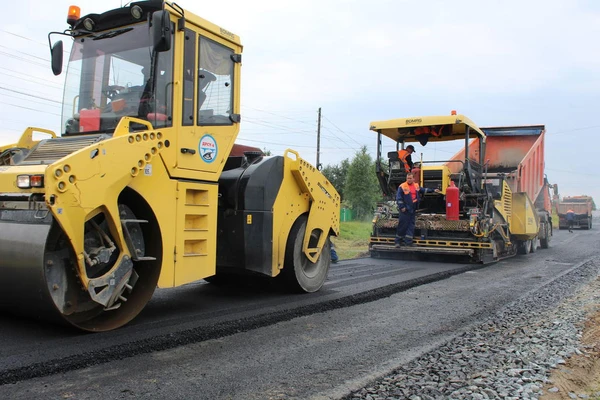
[370,114,549,262]
[509,192,540,240]
[0,1,339,331]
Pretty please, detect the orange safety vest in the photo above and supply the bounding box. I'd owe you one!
[414,126,443,137]
[397,149,412,172]
[399,181,420,202]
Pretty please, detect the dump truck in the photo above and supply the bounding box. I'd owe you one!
[370,114,553,262]
[0,1,340,331]
[557,195,594,230]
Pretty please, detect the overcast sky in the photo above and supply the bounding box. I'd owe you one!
[1,0,599,203]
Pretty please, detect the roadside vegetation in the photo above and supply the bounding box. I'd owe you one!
[552,209,559,229]
[332,220,372,260]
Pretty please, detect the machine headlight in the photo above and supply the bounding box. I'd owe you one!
[131,5,143,20]
[16,175,44,189]
[83,17,95,31]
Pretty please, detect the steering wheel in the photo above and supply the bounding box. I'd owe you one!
[105,85,125,100]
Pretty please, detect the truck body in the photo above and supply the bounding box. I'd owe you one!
[557,196,593,230]
[0,1,339,331]
[457,125,554,251]
[370,115,553,262]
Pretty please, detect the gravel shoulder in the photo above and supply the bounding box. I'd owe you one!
[346,258,600,400]
[541,285,600,399]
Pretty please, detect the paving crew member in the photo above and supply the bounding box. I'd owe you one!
[397,145,416,172]
[395,173,440,247]
[566,209,575,233]
[414,126,443,146]
[330,240,339,264]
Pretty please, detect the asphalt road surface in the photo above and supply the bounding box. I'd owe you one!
[0,228,598,399]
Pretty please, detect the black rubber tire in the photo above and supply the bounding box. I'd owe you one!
[540,229,550,249]
[281,216,331,293]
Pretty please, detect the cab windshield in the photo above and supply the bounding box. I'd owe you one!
[62,22,174,134]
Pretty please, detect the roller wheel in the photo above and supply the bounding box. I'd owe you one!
[44,201,162,331]
[280,216,331,293]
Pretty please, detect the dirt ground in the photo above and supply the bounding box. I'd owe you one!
[541,281,600,399]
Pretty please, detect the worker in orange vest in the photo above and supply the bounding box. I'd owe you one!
[566,209,575,232]
[397,145,415,173]
[414,126,443,145]
[395,173,440,247]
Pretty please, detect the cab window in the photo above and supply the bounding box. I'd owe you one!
[197,37,234,126]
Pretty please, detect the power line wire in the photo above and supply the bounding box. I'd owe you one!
[0,92,61,109]
[321,115,365,147]
[0,50,48,68]
[242,105,317,128]
[243,117,315,135]
[0,29,47,47]
[0,29,72,55]
[0,44,49,62]
[0,86,62,104]
[0,67,63,90]
[0,101,61,116]
[546,167,599,178]
[547,125,600,136]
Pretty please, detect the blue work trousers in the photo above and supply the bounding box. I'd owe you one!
[396,210,416,245]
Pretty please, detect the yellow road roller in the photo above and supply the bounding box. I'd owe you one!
[0,1,339,331]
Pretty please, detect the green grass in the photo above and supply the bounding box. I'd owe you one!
[332,220,372,260]
[552,209,559,229]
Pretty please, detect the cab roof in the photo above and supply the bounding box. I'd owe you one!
[369,114,486,144]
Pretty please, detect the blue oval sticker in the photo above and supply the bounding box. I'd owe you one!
[199,134,218,163]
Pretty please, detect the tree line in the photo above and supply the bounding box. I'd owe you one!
[321,145,381,220]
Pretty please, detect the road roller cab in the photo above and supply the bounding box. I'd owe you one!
[0,1,340,331]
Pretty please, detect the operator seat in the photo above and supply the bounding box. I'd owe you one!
[387,151,406,188]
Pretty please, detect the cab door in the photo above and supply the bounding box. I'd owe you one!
[176,29,241,178]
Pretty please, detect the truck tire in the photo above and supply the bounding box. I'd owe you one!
[281,215,331,293]
[540,224,550,249]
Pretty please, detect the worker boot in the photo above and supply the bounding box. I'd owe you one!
[394,236,404,248]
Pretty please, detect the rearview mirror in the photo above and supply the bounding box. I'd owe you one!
[50,40,63,76]
[151,10,171,53]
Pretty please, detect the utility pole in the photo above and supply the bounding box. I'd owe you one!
[316,107,322,170]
